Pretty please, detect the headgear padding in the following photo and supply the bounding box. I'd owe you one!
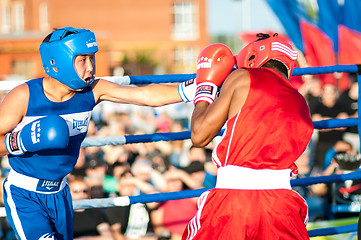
[235,33,297,77]
[39,27,98,90]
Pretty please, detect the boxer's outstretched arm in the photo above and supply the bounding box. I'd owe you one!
[93,79,182,107]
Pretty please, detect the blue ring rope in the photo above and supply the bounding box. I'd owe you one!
[81,118,354,147]
[81,130,225,147]
[75,171,361,210]
[127,65,358,84]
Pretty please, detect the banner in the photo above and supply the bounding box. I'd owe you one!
[300,20,336,85]
[338,25,361,65]
[265,0,307,51]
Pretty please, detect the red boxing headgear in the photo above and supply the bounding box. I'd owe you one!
[235,33,298,77]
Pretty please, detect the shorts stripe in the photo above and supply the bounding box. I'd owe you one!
[224,111,241,166]
[293,190,309,225]
[4,180,27,240]
[186,190,210,240]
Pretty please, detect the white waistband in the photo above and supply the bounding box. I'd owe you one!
[215,165,292,190]
[7,169,67,194]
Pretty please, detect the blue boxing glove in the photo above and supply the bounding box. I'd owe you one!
[5,115,69,156]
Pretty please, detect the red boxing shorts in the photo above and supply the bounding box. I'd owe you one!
[182,188,309,240]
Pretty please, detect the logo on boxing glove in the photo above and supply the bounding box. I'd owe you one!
[31,120,41,144]
[196,85,215,95]
[197,57,213,70]
[9,131,20,152]
[184,79,195,87]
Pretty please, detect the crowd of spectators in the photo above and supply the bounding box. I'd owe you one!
[294,72,361,222]
[0,72,359,239]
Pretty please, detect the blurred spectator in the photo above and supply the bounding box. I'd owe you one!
[299,77,322,114]
[311,83,348,170]
[171,145,218,189]
[203,144,217,188]
[131,157,167,192]
[0,156,10,179]
[103,161,131,198]
[151,169,198,240]
[182,161,206,189]
[84,156,108,199]
[187,146,206,163]
[126,129,160,158]
[105,171,157,240]
[164,166,203,190]
[69,177,113,239]
[112,162,131,179]
[87,119,98,137]
[311,142,361,220]
[292,148,326,221]
[203,161,217,189]
[129,105,157,134]
[155,102,193,130]
[322,140,353,171]
[181,146,217,188]
[103,145,135,167]
[338,73,359,152]
[69,148,87,181]
[96,101,132,125]
[156,111,174,133]
[147,150,170,174]
[293,148,312,191]
[168,121,188,168]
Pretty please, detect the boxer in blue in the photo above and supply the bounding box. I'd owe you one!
[0,27,196,240]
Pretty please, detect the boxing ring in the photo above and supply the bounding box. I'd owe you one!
[2,64,361,238]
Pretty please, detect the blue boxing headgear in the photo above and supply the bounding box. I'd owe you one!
[39,27,98,90]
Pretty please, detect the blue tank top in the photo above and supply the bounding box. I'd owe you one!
[9,78,96,180]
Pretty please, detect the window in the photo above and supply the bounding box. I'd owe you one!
[12,2,24,33]
[172,2,199,41]
[1,5,10,33]
[174,46,197,72]
[39,2,49,32]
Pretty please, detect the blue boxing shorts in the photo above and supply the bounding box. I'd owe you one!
[3,170,73,240]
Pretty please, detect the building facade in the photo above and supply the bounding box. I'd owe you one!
[0,0,210,81]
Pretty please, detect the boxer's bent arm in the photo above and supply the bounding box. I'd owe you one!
[93,79,182,107]
[191,70,249,147]
[0,84,28,155]
[191,86,232,147]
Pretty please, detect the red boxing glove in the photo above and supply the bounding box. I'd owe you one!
[194,43,235,105]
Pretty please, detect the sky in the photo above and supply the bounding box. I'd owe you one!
[207,0,285,35]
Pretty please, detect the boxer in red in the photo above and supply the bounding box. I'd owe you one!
[182,33,313,240]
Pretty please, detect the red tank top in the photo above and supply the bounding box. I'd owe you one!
[212,68,313,170]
